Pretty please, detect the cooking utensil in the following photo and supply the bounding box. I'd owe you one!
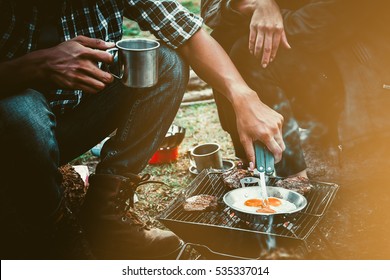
[239,171,269,206]
[189,159,235,175]
[223,186,308,224]
[239,176,261,188]
[254,142,274,175]
[149,124,185,164]
[255,168,270,207]
[158,170,339,259]
[253,142,274,207]
[159,124,186,149]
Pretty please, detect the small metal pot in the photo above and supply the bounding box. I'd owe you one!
[223,186,307,224]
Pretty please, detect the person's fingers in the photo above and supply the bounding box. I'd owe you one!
[253,31,265,60]
[73,35,115,50]
[59,76,103,94]
[261,31,273,68]
[274,130,286,152]
[84,48,114,64]
[79,60,114,83]
[242,137,256,167]
[281,31,291,49]
[273,113,285,151]
[74,74,107,93]
[270,30,282,62]
[58,69,107,94]
[249,27,257,56]
[264,137,283,163]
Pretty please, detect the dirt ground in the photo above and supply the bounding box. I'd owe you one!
[66,90,390,260]
[300,138,390,259]
[113,2,390,260]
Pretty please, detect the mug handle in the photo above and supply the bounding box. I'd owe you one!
[186,149,196,168]
[104,47,123,79]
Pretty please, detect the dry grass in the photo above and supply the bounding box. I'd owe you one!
[138,102,237,227]
[71,101,237,228]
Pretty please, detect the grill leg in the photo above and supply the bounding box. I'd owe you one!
[176,243,205,260]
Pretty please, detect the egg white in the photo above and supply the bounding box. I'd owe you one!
[232,196,296,214]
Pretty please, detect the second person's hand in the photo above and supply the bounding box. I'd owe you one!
[233,89,286,164]
[232,0,291,67]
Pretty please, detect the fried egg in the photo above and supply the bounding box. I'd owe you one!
[233,196,296,214]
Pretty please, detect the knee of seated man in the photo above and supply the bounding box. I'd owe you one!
[158,45,189,90]
[0,89,57,148]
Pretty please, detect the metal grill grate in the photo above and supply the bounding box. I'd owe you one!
[158,170,339,258]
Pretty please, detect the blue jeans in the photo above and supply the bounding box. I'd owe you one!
[0,45,188,226]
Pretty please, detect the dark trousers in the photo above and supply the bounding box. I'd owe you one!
[0,45,188,256]
[212,30,343,176]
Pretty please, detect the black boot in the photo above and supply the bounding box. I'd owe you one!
[53,205,95,259]
[80,173,182,260]
[0,199,94,260]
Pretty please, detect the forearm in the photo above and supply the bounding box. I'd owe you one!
[178,29,259,108]
[0,51,46,93]
[0,36,114,95]
[179,28,285,163]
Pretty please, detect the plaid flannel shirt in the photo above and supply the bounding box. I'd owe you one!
[0,0,203,112]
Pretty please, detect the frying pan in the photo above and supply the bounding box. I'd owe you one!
[223,186,307,224]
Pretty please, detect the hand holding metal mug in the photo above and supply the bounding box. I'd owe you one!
[105,38,160,88]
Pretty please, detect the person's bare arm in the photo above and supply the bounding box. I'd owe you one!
[231,0,290,67]
[0,36,115,94]
[178,29,285,163]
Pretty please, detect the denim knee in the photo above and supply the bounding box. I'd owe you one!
[158,45,189,97]
[118,45,189,103]
[96,46,189,175]
[0,89,59,160]
[0,89,62,216]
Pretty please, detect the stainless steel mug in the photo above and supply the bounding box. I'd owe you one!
[107,38,160,88]
[189,143,223,171]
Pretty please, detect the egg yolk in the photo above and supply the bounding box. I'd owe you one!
[268,197,282,206]
[244,199,263,207]
[256,207,276,214]
[244,197,281,207]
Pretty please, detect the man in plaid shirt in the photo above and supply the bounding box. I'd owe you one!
[0,0,285,259]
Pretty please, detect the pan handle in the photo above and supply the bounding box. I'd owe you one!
[177,243,253,260]
[254,141,274,176]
